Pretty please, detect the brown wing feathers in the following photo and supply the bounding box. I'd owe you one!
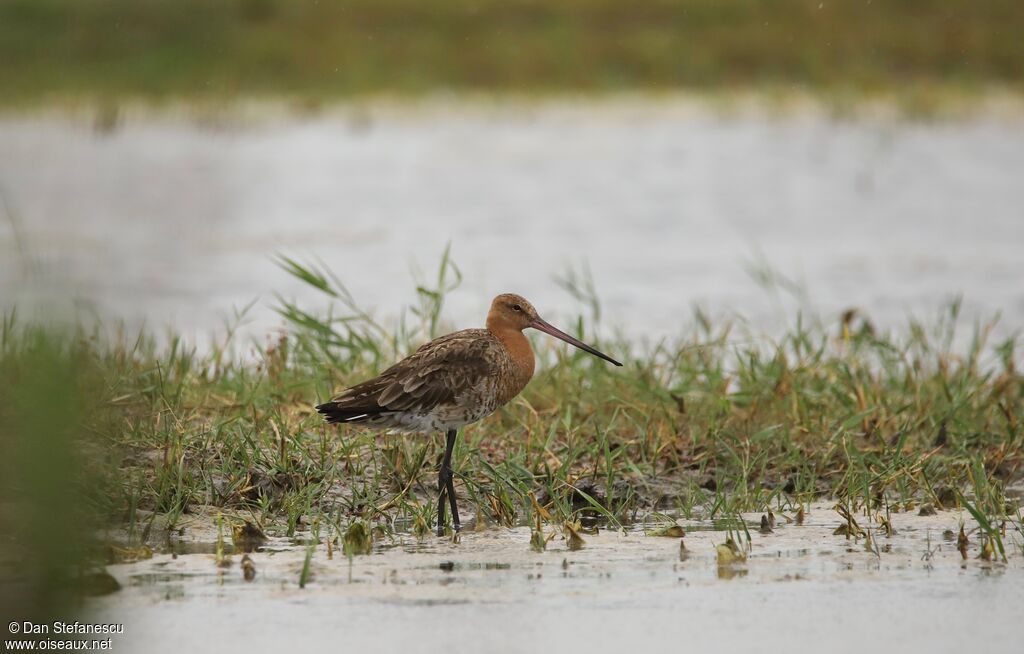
[315,330,494,425]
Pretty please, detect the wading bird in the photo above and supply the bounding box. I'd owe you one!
[317,293,621,536]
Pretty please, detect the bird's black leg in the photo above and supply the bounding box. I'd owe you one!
[436,428,459,536]
[436,445,448,537]
[444,429,460,532]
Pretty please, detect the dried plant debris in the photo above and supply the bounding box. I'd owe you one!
[979,536,995,561]
[957,526,970,560]
[232,521,267,552]
[530,528,547,553]
[241,554,256,581]
[488,493,517,528]
[215,514,231,568]
[529,491,552,521]
[716,538,747,565]
[530,511,550,552]
[648,524,686,538]
[834,504,865,539]
[863,529,880,556]
[564,522,586,551]
[409,512,430,539]
[107,545,153,564]
[474,507,489,533]
[879,516,894,537]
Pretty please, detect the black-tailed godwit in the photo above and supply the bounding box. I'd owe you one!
[316,293,621,535]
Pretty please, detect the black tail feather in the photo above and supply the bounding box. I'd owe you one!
[315,402,382,425]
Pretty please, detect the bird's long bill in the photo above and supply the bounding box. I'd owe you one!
[530,318,623,366]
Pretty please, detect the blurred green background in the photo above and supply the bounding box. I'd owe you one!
[0,326,102,622]
[1,0,1021,104]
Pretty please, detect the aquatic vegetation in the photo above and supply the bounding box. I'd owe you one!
[342,520,374,558]
[715,541,743,565]
[0,255,1021,580]
[298,543,314,588]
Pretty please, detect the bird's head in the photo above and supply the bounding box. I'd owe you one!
[487,293,622,366]
[487,293,539,331]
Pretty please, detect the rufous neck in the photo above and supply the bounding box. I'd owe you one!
[488,323,536,386]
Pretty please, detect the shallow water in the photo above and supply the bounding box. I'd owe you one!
[2,102,1023,347]
[92,502,1023,653]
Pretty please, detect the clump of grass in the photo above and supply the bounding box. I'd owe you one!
[960,493,1007,563]
[0,253,1021,569]
[342,520,373,557]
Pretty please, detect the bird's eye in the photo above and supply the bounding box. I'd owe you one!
[512,304,522,312]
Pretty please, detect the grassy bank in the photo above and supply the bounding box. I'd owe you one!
[1,0,1022,106]
[1,257,1021,572]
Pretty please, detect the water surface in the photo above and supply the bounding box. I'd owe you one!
[2,102,1022,346]
[94,501,1023,653]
